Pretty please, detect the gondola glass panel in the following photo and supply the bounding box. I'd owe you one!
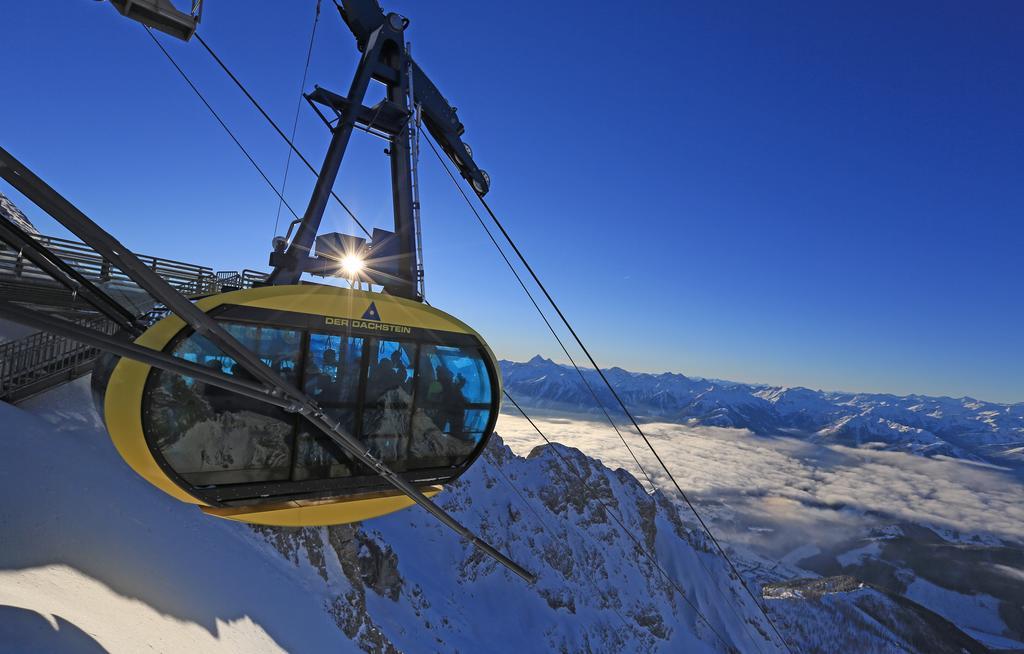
[145,322,300,486]
[411,344,492,469]
[111,285,503,525]
[361,339,418,469]
[293,409,359,481]
[295,332,364,480]
[304,333,363,403]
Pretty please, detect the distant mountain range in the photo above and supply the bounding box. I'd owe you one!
[501,356,1024,464]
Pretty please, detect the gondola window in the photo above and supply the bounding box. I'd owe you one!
[146,323,298,486]
[139,313,498,500]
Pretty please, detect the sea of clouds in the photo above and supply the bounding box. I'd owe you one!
[495,409,1024,558]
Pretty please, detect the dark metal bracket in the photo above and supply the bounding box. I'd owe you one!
[0,216,143,336]
[267,1,493,300]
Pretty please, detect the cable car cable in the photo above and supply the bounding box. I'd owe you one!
[423,130,792,652]
[422,134,658,493]
[413,300,756,644]
[501,391,740,653]
[273,0,322,239]
[423,296,672,639]
[145,28,302,223]
[192,32,372,239]
[500,389,771,652]
[173,22,778,639]
[420,140,777,647]
[424,136,772,651]
[465,183,794,654]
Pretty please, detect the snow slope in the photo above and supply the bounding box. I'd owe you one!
[0,379,364,653]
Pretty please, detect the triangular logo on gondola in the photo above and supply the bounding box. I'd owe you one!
[361,302,381,321]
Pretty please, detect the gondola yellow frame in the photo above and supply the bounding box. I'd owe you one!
[103,284,499,526]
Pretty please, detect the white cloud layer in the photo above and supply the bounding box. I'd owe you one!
[496,409,1024,552]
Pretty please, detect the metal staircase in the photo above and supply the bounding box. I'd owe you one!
[0,231,266,403]
[0,315,117,403]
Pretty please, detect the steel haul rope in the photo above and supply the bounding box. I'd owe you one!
[193,33,372,238]
[425,130,793,653]
[273,0,323,238]
[146,28,301,223]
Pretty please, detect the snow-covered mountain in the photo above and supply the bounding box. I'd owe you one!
[2,378,996,652]
[0,190,40,236]
[501,356,1024,464]
[764,576,990,653]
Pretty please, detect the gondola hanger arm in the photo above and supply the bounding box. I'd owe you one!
[332,0,491,194]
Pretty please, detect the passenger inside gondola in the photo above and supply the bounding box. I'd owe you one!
[304,360,330,398]
[293,334,363,480]
[361,340,416,465]
[407,344,491,468]
[437,364,468,439]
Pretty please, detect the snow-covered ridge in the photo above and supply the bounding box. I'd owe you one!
[1,379,1004,652]
[501,356,1024,463]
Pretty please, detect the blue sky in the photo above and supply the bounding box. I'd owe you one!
[2,1,1021,402]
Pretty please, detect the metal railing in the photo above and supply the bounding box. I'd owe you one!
[0,232,224,297]
[0,315,118,403]
[0,231,269,402]
[214,269,268,292]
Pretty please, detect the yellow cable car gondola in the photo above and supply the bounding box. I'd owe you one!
[81,0,506,528]
[95,284,500,526]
